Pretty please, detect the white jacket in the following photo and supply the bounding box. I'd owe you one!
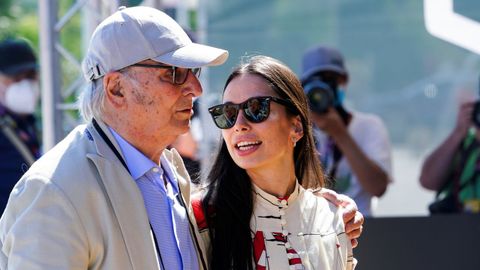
[250,182,355,270]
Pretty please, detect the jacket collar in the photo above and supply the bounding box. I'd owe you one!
[87,119,126,164]
[86,119,160,269]
[252,180,301,208]
[85,119,208,269]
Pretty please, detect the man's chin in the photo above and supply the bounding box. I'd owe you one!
[176,120,191,134]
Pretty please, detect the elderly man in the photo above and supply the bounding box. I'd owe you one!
[0,6,227,269]
[0,6,363,270]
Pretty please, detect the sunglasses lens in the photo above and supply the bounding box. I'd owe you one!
[173,68,185,84]
[173,68,201,84]
[208,97,273,129]
[209,104,239,129]
[192,68,201,78]
[245,98,269,123]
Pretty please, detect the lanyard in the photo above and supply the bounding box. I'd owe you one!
[92,119,166,270]
[91,119,207,270]
[321,137,343,181]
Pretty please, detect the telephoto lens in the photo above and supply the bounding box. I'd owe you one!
[472,101,480,128]
[303,78,335,114]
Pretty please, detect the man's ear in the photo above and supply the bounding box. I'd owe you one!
[103,71,125,108]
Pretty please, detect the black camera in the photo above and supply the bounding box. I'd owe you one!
[303,78,335,114]
[473,101,480,128]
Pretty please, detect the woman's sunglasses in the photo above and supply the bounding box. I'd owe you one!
[208,96,298,129]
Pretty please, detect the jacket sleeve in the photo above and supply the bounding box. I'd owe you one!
[0,174,89,270]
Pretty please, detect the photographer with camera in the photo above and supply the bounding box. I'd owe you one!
[302,46,392,216]
[420,99,480,214]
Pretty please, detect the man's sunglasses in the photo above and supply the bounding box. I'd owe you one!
[130,63,201,85]
[208,96,298,129]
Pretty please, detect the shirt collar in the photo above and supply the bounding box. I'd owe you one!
[252,180,300,207]
[109,127,157,180]
[160,155,179,194]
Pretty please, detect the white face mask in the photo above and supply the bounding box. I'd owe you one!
[4,79,40,114]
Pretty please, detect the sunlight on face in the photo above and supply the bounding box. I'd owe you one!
[222,73,297,172]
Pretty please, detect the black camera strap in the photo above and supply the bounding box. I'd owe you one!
[329,145,342,178]
[325,113,351,179]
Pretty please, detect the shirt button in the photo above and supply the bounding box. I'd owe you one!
[152,167,160,173]
[280,199,288,206]
[281,219,287,225]
[285,242,291,249]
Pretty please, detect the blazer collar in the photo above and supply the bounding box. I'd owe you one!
[86,119,208,269]
[87,119,127,163]
[86,119,160,269]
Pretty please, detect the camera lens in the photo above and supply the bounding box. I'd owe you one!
[303,79,335,114]
[472,101,480,128]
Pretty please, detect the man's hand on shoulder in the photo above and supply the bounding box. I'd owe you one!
[313,188,364,248]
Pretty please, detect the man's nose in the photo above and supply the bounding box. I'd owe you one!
[182,71,202,97]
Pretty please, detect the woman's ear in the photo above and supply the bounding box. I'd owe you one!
[291,115,304,142]
[103,71,125,108]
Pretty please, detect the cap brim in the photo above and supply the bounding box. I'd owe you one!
[301,65,348,81]
[301,65,348,82]
[152,42,228,68]
[1,62,37,76]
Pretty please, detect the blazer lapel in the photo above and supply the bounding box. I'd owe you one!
[86,120,160,270]
[164,149,209,269]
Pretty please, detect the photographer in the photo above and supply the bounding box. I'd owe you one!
[302,46,392,216]
[420,100,480,214]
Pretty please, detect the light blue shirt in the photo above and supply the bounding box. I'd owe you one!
[109,128,199,270]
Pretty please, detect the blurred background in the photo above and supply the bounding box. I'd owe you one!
[2,0,480,217]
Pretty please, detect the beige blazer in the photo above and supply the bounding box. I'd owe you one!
[0,120,208,270]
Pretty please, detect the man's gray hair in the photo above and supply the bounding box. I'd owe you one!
[78,79,106,123]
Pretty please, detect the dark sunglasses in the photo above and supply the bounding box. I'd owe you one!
[208,96,298,129]
[130,63,201,85]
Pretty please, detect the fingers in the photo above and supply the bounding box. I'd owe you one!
[350,239,358,249]
[313,188,364,248]
[314,188,341,206]
[342,204,356,224]
[314,188,352,208]
[340,196,364,248]
[345,211,364,234]
[347,225,363,249]
[460,100,476,109]
[345,212,364,249]
[338,194,357,209]
[311,113,327,129]
[346,223,363,239]
[460,104,474,117]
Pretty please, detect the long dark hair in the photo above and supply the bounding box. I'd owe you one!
[203,55,324,269]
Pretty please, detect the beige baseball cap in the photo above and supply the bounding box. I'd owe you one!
[82,6,228,81]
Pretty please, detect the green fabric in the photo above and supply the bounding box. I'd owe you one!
[452,130,480,203]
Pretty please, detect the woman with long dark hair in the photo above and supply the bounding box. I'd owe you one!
[198,55,356,270]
